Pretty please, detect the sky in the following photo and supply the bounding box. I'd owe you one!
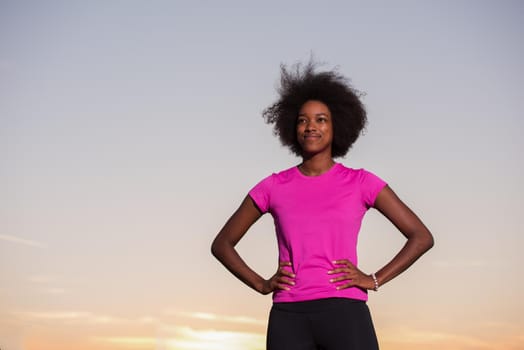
[1,1,523,349]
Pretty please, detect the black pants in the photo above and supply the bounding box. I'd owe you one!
[267,298,379,350]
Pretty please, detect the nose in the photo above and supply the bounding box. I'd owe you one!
[305,120,317,132]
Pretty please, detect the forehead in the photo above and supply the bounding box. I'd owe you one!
[298,100,331,115]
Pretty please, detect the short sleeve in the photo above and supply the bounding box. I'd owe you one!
[248,174,274,213]
[360,170,387,208]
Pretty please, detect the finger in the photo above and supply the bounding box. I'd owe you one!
[276,284,291,291]
[272,278,293,290]
[336,281,355,290]
[268,278,285,291]
[327,267,352,275]
[329,275,351,283]
[332,259,351,265]
[279,269,296,278]
[278,262,295,278]
[277,277,295,285]
[333,260,356,269]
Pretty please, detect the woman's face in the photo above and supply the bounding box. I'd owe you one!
[296,100,333,157]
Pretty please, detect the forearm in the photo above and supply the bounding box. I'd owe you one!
[211,196,270,294]
[371,186,435,288]
[374,233,434,287]
[211,239,267,294]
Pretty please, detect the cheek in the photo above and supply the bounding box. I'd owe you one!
[325,125,334,140]
[322,123,333,134]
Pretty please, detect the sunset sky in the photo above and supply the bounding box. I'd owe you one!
[1,1,523,349]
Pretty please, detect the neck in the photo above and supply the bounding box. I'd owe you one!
[298,153,335,176]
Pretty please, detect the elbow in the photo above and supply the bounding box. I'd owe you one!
[409,229,434,254]
[210,237,221,259]
[211,235,231,260]
[421,231,434,252]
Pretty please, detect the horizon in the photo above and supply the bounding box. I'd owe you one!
[1,1,523,349]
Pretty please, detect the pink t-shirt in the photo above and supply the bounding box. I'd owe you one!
[249,163,387,303]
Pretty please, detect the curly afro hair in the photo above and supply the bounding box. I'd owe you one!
[262,60,367,158]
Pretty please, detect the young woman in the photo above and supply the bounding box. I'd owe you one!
[211,61,434,350]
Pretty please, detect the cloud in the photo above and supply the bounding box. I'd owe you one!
[14,311,106,324]
[381,326,493,349]
[93,336,156,348]
[0,234,46,248]
[168,311,266,326]
[28,275,57,283]
[25,275,67,295]
[94,325,265,350]
[15,308,263,328]
[41,287,66,295]
[13,310,158,325]
[161,327,265,350]
[15,309,266,349]
[15,311,92,320]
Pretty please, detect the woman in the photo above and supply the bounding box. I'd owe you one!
[211,61,434,350]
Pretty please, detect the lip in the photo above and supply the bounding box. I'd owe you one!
[304,134,321,139]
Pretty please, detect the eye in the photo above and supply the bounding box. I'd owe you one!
[297,117,307,124]
[317,116,327,123]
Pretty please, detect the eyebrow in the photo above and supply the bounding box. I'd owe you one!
[297,113,329,117]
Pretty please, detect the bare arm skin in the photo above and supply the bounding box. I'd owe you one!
[211,196,295,295]
[328,185,434,290]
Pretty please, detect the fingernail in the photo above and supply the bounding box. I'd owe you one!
[329,279,334,282]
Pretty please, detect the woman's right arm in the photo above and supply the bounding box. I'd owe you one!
[211,195,295,295]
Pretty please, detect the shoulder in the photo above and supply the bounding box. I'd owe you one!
[250,165,298,191]
[333,163,368,181]
[273,165,298,181]
[257,165,299,185]
[248,165,298,213]
[336,164,384,183]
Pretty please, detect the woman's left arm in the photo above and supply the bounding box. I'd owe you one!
[370,185,434,288]
[329,185,434,290]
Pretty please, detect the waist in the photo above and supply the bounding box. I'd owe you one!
[273,286,368,303]
[272,297,365,313]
